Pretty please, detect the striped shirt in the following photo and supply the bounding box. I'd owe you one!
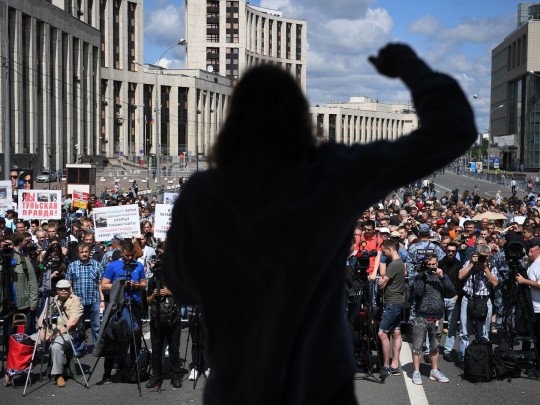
[65,259,103,305]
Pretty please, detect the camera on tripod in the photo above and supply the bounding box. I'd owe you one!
[1,246,14,264]
[123,260,139,287]
[355,241,378,277]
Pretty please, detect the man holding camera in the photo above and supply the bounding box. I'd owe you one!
[458,244,499,363]
[145,243,182,389]
[100,239,147,384]
[378,239,406,380]
[35,279,83,388]
[411,254,454,385]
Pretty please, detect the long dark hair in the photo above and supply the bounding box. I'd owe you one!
[209,65,316,168]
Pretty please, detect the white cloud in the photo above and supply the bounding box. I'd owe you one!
[144,4,184,46]
[408,15,441,35]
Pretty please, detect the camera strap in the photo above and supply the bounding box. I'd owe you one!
[14,251,29,274]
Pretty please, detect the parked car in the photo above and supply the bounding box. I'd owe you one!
[36,170,58,183]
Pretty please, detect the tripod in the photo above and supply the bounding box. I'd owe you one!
[23,296,89,396]
[352,282,383,384]
[182,305,207,389]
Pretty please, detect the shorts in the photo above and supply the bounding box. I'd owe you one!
[379,303,404,333]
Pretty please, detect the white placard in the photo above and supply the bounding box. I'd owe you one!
[93,204,141,242]
[154,204,173,240]
[163,192,179,205]
[17,190,61,219]
[0,181,12,212]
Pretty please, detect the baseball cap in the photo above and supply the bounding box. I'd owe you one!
[112,234,124,243]
[418,223,431,233]
[56,279,71,289]
[390,231,400,238]
[436,219,446,226]
[378,227,390,234]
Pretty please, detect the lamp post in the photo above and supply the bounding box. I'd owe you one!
[134,39,184,202]
[472,95,504,178]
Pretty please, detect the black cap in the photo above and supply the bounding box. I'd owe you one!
[528,238,540,249]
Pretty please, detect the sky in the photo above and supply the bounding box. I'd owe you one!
[142,0,523,132]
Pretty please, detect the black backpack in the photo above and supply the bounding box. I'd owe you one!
[124,347,151,383]
[464,339,495,382]
[493,343,522,381]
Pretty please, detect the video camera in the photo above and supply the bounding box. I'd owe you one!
[355,241,378,276]
[503,231,528,277]
[416,248,436,275]
[150,254,163,277]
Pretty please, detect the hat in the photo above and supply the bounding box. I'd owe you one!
[56,279,71,289]
[430,234,441,244]
[436,219,446,226]
[528,238,540,249]
[418,223,431,233]
[6,209,15,215]
[378,227,390,234]
[391,231,400,238]
[41,220,48,226]
[112,234,124,243]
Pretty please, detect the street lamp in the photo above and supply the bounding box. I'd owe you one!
[472,95,504,177]
[134,40,184,201]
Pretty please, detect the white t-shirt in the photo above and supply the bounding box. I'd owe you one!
[527,256,540,314]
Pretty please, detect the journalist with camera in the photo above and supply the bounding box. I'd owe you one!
[100,239,147,384]
[1,234,38,352]
[32,279,83,387]
[410,254,454,385]
[458,244,499,363]
[515,238,540,368]
[145,242,182,389]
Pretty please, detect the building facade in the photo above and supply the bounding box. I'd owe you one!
[310,97,418,145]
[185,0,307,90]
[0,0,101,172]
[491,2,540,170]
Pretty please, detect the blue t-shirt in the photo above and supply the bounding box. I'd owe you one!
[104,259,146,303]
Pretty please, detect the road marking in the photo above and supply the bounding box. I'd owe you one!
[399,340,429,405]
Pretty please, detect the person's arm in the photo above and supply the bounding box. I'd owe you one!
[101,277,112,291]
[516,273,540,289]
[484,263,499,287]
[459,258,474,281]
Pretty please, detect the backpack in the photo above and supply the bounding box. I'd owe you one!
[493,343,522,381]
[150,296,180,326]
[124,347,151,383]
[464,339,494,382]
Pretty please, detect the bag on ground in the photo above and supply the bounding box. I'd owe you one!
[464,339,494,382]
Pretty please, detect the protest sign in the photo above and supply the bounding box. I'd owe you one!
[93,204,141,242]
[18,190,61,219]
[163,192,179,205]
[0,181,12,212]
[73,190,89,209]
[154,204,173,239]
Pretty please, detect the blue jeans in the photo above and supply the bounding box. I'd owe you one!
[379,304,404,333]
[458,295,492,362]
[443,297,460,353]
[83,301,101,345]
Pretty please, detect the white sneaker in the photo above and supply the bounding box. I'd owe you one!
[188,368,198,381]
[205,368,210,378]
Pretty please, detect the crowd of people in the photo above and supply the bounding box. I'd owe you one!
[347,181,540,385]
[0,190,193,389]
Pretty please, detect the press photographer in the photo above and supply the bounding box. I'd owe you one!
[410,254,454,385]
[458,244,499,363]
[145,242,182,389]
[1,235,38,352]
[100,239,147,384]
[515,238,540,371]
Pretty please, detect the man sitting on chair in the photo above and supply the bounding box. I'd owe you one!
[35,279,83,388]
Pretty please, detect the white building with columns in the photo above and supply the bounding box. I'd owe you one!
[311,97,419,144]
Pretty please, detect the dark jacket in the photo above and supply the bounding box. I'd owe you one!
[414,273,455,319]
